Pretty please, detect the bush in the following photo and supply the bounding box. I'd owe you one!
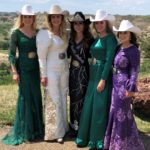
[0,41,9,50]
[0,62,13,85]
[139,58,150,77]
[140,37,150,58]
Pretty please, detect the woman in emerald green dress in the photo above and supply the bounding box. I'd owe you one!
[75,9,118,149]
[2,4,44,145]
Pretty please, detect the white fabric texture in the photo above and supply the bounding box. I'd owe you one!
[36,29,69,140]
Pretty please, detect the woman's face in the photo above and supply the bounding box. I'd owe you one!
[118,31,131,44]
[50,14,63,27]
[94,20,106,33]
[73,21,84,33]
[22,15,34,26]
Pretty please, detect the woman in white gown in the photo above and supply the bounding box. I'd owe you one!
[36,5,69,143]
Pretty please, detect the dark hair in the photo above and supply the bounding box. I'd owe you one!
[70,12,93,48]
[117,32,139,48]
[130,32,139,48]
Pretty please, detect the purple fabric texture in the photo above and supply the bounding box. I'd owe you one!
[104,45,145,150]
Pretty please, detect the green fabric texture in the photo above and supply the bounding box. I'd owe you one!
[75,34,117,149]
[2,29,44,145]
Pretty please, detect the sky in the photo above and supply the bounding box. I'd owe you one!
[0,0,150,15]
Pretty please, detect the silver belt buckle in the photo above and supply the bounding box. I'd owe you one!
[112,67,117,74]
[72,60,80,68]
[28,52,36,58]
[91,57,96,65]
[59,52,66,59]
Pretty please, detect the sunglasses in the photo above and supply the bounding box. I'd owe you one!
[22,15,33,19]
[74,22,84,25]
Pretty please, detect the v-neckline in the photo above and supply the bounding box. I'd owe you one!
[18,29,35,39]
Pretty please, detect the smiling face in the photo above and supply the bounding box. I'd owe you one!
[118,31,131,45]
[49,14,63,27]
[21,15,34,26]
[94,20,106,34]
[73,21,84,33]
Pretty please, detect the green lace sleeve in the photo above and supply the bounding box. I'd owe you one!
[101,34,118,80]
[8,29,18,65]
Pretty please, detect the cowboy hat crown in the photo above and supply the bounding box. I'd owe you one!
[48,4,63,15]
[69,11,91,24]
[90,9,115,23]
[21,4,35,16]
[113,20,141,35]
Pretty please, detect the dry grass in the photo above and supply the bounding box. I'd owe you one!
[0,84,17,124]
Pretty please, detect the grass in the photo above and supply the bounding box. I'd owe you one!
[0,84,17,125]
[0,50,8,55]
[139,58,150,78]
[135,116,150,133]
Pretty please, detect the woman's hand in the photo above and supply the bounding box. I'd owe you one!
[125,91,135,98]
[97,79,105,92]
[41,77,48,87]
[12,73,19,83]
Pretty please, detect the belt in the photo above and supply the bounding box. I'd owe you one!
[58,52,66,59]
[112,67,128,74]
[72,60,80,68]
[28,52,37,58]
[89,57,105,65]
[19,51,37,59]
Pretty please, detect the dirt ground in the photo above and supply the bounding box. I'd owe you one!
[0,126,88,150]
[0,126,149,150]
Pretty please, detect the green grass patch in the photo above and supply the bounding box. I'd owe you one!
[0,50,8,54]
[0,107,15,125]
[139,58,150,77]
[0,84,17,125]
[135,116,150,133]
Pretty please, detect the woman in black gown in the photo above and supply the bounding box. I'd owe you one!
[67,12,94,137]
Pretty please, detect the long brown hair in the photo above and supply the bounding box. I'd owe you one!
[44,14,68,41]
[91,20,114,37]
[13,15,36,30]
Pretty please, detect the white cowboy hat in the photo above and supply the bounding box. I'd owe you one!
[21,4,35,16]
[48,5,63,15]
[90,9,115,23]
[113,20,141,35]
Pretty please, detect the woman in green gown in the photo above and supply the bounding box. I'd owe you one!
[2,4,44,145]
[75,9,118,149]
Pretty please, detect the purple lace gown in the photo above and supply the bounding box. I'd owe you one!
[104,45,145,150]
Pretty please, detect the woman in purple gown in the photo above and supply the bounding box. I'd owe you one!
[104,20,145,150]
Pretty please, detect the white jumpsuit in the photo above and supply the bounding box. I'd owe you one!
[36,29,69,140]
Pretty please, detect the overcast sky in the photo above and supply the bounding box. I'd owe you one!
[0,0,149,15]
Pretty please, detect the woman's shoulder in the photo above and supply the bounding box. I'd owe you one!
[127,45,139,53]
[37,29,53,39]
[10,28,19,35]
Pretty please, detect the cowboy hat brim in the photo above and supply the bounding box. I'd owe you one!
[113,26,141,35]
[68,18,91,24]
[90,15,115,23]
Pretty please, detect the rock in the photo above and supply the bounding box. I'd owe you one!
[132,78,150,117]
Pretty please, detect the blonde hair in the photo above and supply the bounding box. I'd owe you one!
[91,20,114,38]
[13,15,37,30]
[44,14,68,41]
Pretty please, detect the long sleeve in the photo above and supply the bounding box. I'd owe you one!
[125,47,140,92]
[101,35,118,80]
[8,29,18,65]
[36,29,52,77]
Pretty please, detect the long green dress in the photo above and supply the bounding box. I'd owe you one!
[2,29,44,145]
[75,34,117,149]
